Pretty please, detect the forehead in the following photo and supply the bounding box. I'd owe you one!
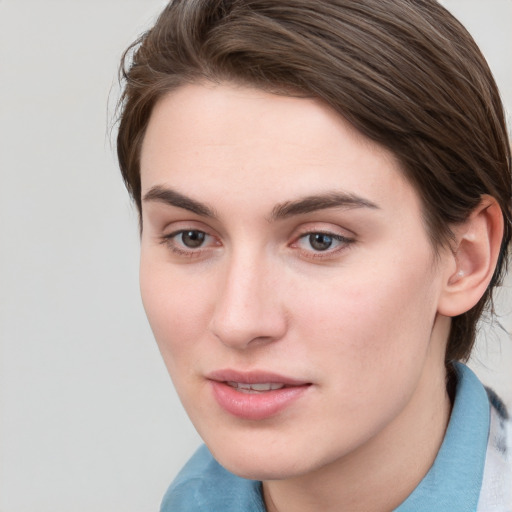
[140,82,419,217]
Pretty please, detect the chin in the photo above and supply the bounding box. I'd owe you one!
[218,455,302,481]
[206,438,324,481]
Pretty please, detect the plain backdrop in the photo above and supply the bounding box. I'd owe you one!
[0,1,510,511]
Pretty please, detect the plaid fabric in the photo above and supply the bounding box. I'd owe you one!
[478,390,512,511]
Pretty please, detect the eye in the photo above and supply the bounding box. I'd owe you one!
[160,229,219,257]
[178,230,206,248]
[293,231,354,257]
[307,233,336,251]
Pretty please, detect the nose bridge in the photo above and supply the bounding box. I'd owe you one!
[209,245,285,348]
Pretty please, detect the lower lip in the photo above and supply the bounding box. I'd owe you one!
[210,381,310,420]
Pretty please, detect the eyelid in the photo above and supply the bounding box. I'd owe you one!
[291,223,356,243]
[293,218,355,234]
[158,218,217,239]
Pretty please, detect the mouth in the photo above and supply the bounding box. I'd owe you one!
[207,370,311,420]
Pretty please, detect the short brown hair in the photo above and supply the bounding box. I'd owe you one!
[116,0,511,363]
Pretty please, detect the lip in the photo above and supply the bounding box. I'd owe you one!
[207,369,311,421]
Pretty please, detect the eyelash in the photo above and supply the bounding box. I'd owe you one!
[160,228,355,260]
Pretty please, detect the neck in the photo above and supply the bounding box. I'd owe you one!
[263,316,452,512]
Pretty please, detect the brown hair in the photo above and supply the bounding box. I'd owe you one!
[116,0,511,363]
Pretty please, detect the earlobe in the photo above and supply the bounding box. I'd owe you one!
[438,195,504,317]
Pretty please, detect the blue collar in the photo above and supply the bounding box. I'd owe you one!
[161,363,490,512]
[161,445,264,512]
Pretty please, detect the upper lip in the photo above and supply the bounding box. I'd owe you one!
[206,369,310,386]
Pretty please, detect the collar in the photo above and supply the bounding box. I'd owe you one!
[160,445,264,512]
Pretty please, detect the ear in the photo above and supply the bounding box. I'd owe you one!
[437,195,504,317]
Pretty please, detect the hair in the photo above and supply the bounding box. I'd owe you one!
[116,0,511,364]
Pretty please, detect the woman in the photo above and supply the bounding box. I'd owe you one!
[116,1,511,510]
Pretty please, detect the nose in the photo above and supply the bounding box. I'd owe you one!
[208,250,288,350]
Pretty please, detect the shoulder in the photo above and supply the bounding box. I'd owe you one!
[160,445,266,512]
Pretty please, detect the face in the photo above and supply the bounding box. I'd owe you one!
[139,83,451,481]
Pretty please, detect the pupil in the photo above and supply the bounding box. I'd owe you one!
[182,231,205,248]
[309,233,332,251]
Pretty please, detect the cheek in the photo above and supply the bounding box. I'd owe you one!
[139,257,213,371]
[291,253,440,387]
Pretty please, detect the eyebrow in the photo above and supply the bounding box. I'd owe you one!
[143,186,218,218]
[143,185,379,220]
[270,192,379,220]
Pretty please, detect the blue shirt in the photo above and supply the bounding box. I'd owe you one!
[161,364,503,511]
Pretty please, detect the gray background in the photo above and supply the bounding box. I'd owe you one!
[0,1,510,510]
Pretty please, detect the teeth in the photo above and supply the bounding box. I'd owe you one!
[226,382,285,392]
[251,383,285,391]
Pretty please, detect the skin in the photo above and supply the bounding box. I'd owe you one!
[139,82,456,512]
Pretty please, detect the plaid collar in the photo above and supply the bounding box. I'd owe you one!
[477,388,511,511]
